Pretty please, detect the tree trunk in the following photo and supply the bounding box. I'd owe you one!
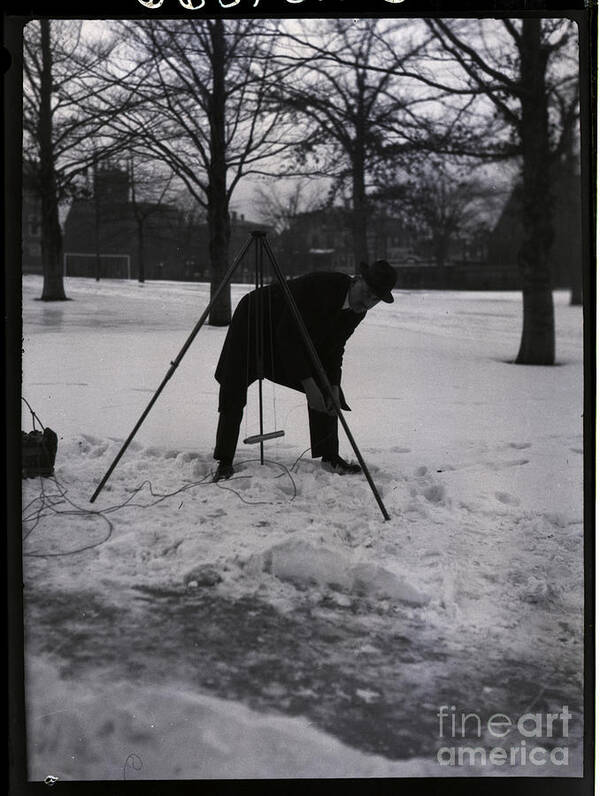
[570,279,583,306]
[431,229,452,270]
[207,19,232,326]
[351,155,370,270]
[571,262,583,307]
[94,181,102,282]
[137,220,145,283]
[39,19,67,301]
[350,73,371,271]
[515,19,555,364]
[568,164,583,306]
[433,232,450,287]
[518,286,556,363]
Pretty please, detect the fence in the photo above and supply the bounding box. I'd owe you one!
[63,252,131,279]
[394,262,521,291]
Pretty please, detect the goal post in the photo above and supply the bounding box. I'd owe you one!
[63,252,131,279]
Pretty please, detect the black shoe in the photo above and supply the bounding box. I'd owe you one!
[322,455,361,475]
[213,462,234,482]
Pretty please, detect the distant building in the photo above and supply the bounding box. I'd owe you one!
[279,207,420,277]
[64,182,184,280]
[280,207,354,275]
[278,182,581,290]
[60,166,270,282]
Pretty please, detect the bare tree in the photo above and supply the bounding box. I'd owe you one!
[270,19,431,270]
[98,19,299,325]
[253,179,324,273]
[417,18,580,364]
[374,159,502,271]
[253,179,323,233]
[34,19,65,300]
[127,155,178,284]
[23,20,128,300]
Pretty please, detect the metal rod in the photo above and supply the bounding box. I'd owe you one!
[243,430,285,445]
[253,235,265,465]
[89,234,255,503]
[262,235,391,521]
[258,241,265,464]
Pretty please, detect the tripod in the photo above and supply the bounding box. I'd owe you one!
[239,231,285,465]
[90,232,390,521]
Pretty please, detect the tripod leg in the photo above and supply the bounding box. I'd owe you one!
[253,234,266,465]
[89,234,255,503]
[261,236,391,521]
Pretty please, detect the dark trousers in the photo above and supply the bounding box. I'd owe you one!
[214,383,339,464]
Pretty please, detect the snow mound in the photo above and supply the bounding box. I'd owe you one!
[243,538,429,606]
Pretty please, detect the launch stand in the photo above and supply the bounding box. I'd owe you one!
[90,232,391,521]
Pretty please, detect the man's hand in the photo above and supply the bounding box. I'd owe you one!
[302,378,339,415]
[302,377,328,413]
[324,385,340,416]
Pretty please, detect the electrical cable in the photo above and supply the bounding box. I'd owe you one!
[22,454,299,558]
[22,396,46,430]
[23,475,114,557]
[22,471,218,558]
[214,456,297,504]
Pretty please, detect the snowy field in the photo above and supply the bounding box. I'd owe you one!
[21,274,584,779]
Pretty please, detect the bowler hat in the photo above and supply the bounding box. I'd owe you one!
[359,260,397,303]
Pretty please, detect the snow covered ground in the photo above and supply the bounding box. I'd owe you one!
[21,275,584,779]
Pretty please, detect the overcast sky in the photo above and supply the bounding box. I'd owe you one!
[54,17,579,225]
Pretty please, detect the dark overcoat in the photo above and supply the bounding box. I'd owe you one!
[215,271,365,409]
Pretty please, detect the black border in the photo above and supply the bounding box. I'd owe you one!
[0,0,592,16]
[5,2,596,794]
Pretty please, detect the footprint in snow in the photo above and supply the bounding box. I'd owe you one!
[495,491,520,506]
[488,459,529,470]
[206,508,227,519]
[423,484,446,504]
